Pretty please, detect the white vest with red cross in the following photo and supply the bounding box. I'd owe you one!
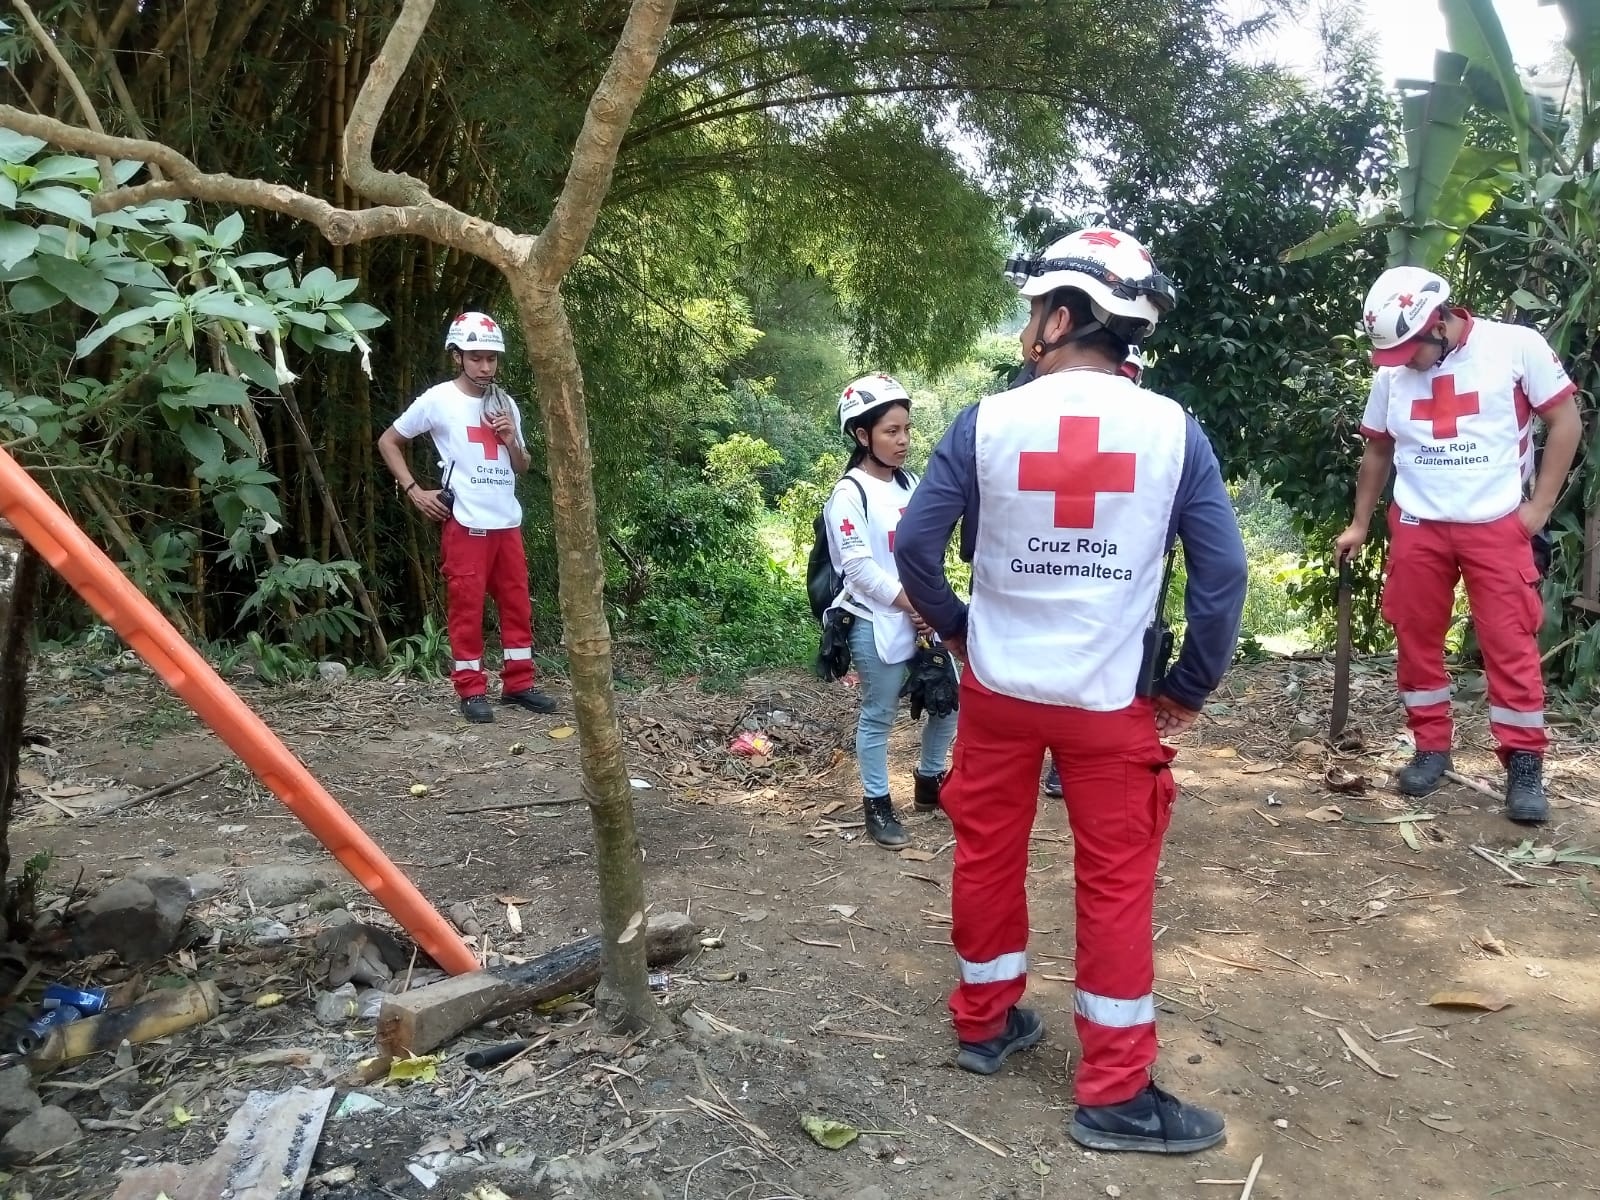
[1361,316,1576,524]
[968,370,1187,710]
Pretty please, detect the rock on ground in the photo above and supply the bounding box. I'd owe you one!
[73,874,190,963]
[1,1105,81,1161]
[239,863,338,907]
[0,1066,41,1133]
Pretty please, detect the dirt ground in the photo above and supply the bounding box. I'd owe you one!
[8,645,1600,1200]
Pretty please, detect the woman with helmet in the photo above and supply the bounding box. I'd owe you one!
[1337,265,1582,821]
[823,374,958,849]
[896,228,1247,1153]
[377,312,559,723]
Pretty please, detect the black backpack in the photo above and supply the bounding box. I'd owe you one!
[805,477,866,623]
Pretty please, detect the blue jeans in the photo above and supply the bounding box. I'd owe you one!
[848,615,958,798]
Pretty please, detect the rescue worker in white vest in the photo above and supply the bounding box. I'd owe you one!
[822,375,958,847]
[1336,267,1582,822]
[895,228,1247,1154]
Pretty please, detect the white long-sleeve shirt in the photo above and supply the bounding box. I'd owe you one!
[824,467,918,664]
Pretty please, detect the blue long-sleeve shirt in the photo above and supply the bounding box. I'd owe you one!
[894,401,1247,711]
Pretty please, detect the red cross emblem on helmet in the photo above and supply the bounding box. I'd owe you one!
[1397,293,1413,308]
[479,317,498,331]
[1364,311,1376,329]
[1080,230,1122,248]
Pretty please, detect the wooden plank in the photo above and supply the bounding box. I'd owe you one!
[110,1086,335,1200]
[377,912,701,1058]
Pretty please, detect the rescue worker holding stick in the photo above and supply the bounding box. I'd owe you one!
[895,228,1247,1153]
[1337,267,1582,822]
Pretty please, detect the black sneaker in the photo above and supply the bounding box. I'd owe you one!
[863,794,909,848]
[1397,750,1451,796]
[501,688,559,714]
[1069,1082,1226,1154]
[1504,751,1548,824]
[460,695,494,724]
[912,770,945,813]
[955,1005,1042,1075]
[1043,762,1062,798]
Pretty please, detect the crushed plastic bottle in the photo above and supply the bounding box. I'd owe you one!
[314,983,358,1026]
[356,989,385,1020]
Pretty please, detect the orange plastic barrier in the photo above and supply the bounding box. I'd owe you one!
[0,447,476,974]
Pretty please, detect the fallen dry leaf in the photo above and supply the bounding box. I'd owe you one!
[1241,761,1280,775]
[898,848,935,862]
[1207,746,1239,759]
[1474,930,1508,956]
[1427,990,1512,1013]
[1323,766,1368,794]
[1292,738,1324,760]
[1419,1114,1465,1135]
[17,768,46,789]
[548,726,575,739]
[827,904,859,919]
[505,904,523,934]
[495,894,533,906]
[1305,805,1345,823]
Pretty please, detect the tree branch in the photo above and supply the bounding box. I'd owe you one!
[342,0,438,208]
[533,0,679,285]
[10,0,116,187]
[0,107,533,265]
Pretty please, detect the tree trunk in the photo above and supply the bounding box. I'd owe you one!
[0,522,41,891]
[512,274,656,1030]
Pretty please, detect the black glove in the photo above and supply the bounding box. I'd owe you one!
[814,608,856,682]
[902,639,959,720]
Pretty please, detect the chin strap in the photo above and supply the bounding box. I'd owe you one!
[1028,315,1104,361]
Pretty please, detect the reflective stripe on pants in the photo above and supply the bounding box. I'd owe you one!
[942,671,1175,1107]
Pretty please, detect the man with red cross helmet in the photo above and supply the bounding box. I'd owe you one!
[895,227,1247,1153]
[378,312,559,722]
[1336,266,1582,822]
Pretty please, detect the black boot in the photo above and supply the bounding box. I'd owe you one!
[912,770,944,813]
[863,794,909,848]
[1043,761,1062,798]
[1504,751,1548,824]
[460,695,494,724]
[955,1005,1043,1074]
[1397,750,1451,796]
[1070,1082,1227,1154]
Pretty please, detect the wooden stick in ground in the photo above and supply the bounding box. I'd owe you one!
[96,759,230,815]
[1238,1154,1265,1200]
[1335,1025,1397,1078]
[377,912,701,1058]
[939,1118,1008,1158]
[445,794,584,815]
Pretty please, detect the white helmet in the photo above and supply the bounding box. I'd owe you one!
[1003,227,1177,341]
[445,311,507,353]
[1361,267,1450,366]
[838,373,910,435]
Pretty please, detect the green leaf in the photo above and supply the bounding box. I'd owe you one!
[112,159,144,185]
[800,1114,860,1149]
[1440,0,1532,163]
[0,174,15,209]
[34,253,120,315]
[213,211,246,249]
[76,301,182,357]
[183,372,250,409]
[18,185,93,226]
[236,482,281,513]
[0,221,39,271]
[1534,172,1570,204]
[230,251,286,269]
[0,130,46,164]
[7,276,63,314]
[1279,214,1388,263]
[334,300,387,331]
[1510,288,1550,312]
[191,291,276,328]
[301,266,339,296]
[179,420,226,466]
[30,155,100,186]
[225,342,282,392]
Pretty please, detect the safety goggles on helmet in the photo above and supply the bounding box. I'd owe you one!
[1003,253,1178,315]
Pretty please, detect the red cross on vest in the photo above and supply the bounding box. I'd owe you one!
[1018,415,1137,528]
[466,422,502,459]
[838,518,855,536]
[1410,375,1480,439]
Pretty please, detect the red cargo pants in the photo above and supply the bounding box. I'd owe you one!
[441,520,536,699]
[943,672,1176,1107]
[1382,507,1546,759]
